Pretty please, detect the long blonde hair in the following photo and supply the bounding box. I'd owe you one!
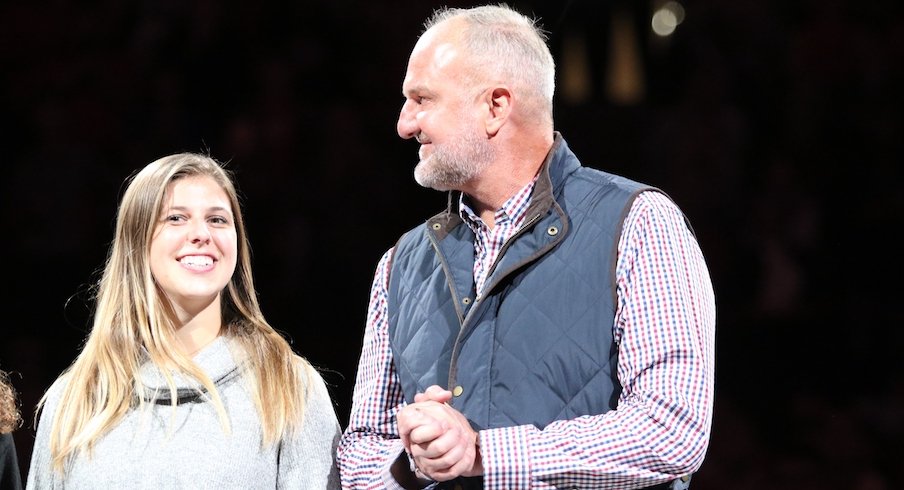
[39,153,313,472]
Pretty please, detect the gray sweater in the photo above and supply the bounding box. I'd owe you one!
[27,337,341,489]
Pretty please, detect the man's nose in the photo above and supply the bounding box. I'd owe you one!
[397,101,418,140]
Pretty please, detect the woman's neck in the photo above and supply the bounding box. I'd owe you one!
[173,297,223,356]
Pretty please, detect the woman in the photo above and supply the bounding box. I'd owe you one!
[27,153,341,489]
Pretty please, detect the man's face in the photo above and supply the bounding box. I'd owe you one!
[397,24,494,191]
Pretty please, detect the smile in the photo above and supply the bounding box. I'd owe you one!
[178,254,215,270]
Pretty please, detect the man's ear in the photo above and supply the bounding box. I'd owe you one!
[484,86,512,136]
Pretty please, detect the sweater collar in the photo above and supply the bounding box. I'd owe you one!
[136,336,244,402]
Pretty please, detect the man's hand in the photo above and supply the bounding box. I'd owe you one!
[397,385,484,481]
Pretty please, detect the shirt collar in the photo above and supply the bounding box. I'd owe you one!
[459,174,540,232]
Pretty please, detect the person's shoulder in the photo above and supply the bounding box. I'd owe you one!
[36,372,72,420]
[625,190,695,236]
[632,189,684,214]
[572,165,653,191]
[46,373,71,399]
[398,220,434,242]
[290,357,339,420]
[290,356,331,394]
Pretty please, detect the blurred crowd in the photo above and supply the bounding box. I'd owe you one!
[1,1,901,488]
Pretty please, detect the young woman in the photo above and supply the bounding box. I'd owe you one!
[27,153,340,489]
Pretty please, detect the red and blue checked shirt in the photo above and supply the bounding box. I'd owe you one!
[337,183,716,489]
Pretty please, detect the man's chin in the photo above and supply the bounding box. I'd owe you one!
[414,173,447,191]
[415,158,466,191]
[413,161,434,188]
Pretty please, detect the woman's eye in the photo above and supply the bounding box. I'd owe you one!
[209,216,229,225]
[166,214,185,223]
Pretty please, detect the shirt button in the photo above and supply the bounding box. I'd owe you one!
[452,385,464,397]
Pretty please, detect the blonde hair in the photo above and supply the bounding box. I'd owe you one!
[0,369,22,434]
[39,153,314,472]
[425,4,556,126]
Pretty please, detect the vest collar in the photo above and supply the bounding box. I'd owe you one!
[427,132,579,239]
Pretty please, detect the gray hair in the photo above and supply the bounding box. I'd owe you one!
[425,4,556,123]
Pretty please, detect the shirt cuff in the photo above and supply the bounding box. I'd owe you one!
[381,440,438,490]
[381,441,408,490]
[480,425,532,489]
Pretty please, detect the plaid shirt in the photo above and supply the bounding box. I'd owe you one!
[338,183,716,489]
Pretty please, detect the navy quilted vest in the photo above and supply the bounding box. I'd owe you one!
[387,134,657,430]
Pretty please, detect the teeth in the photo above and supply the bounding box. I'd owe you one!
[180,255,213,267]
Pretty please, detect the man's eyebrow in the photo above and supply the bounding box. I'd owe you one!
[403,84,430,97]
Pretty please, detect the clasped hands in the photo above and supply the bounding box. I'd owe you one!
[397,385,484,482]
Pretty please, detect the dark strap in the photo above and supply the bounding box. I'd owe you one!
[649,474,693,490]
[435,475,690,489]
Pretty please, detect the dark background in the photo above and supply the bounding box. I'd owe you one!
[2,1,902,488]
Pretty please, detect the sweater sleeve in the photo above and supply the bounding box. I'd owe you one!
[26,377,67,490]
[276,365,342,490]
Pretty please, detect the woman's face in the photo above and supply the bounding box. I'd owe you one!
[149,175,237,317]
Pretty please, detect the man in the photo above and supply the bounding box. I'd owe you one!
[337,5,715,489]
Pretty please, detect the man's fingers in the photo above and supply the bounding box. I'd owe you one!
[409,419,477,481]
[407,418,445,445]
[414,385,453,404]
[413,440,471,482]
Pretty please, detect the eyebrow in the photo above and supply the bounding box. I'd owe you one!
[164,205,233,215]
[403,84,430,97]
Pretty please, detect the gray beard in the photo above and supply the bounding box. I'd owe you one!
[414,134,494,191]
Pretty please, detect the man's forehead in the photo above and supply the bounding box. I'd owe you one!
[412,27,463,70]
[430,42,459,70]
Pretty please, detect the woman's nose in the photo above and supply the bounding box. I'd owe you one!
[190,221,211,244]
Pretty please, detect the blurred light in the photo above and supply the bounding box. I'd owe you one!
[605,10,645,105]
[651,1,685,37]
[561,32,592,105]
[665,1,685,24]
